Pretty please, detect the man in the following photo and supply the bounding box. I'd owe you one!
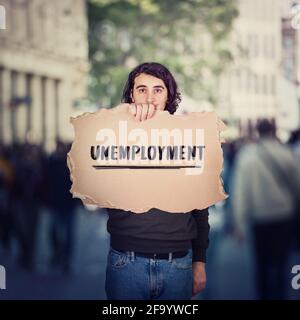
[105,62,210,300]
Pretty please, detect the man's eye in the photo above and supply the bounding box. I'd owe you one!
[154,89,162,93]
[138,89,146,93]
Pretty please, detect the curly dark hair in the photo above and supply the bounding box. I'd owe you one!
[121,62,182,114]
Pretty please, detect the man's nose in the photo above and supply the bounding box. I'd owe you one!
[146,93,154,103]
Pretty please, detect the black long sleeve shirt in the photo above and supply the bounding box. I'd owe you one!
[106,207,210,262]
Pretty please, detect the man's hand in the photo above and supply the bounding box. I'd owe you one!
[128,103,156,121]
[192,262,206,296]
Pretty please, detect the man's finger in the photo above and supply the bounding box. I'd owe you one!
[147,104,155,119]
[135,104,142,121]
[141,103,149,121]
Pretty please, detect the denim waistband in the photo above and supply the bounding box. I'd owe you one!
[112,246,189,261]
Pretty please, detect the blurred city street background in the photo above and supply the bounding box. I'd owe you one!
[1,0,300,300]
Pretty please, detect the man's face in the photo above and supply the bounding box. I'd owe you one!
[130,73,168,111]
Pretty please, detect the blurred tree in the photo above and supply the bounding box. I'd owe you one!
[88,0,238,108]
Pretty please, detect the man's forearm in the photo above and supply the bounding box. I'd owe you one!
[191,208,210,263]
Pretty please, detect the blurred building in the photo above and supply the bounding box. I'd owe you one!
[277,2,300,139]
[178,0,299,140]
[217,0,300,139]
[0,0,89,151]
[218,0,282,138]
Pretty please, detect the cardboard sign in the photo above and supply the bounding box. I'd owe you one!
[67,103,228,213]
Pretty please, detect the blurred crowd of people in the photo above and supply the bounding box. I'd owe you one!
[0,141,79,273]
[222,120,300,300]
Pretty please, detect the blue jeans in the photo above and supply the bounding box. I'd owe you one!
[105,247,193,300]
